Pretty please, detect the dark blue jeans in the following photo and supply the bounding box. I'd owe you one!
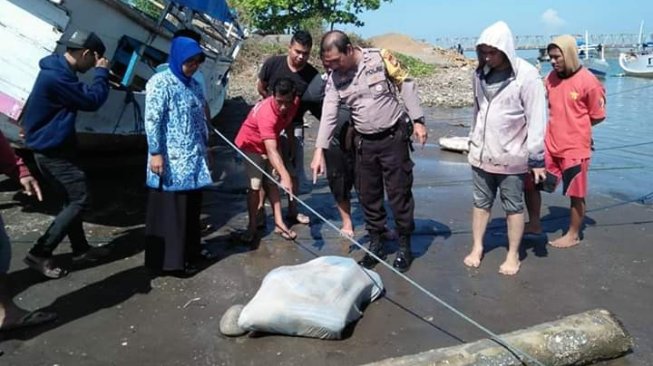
[29,152,90,257]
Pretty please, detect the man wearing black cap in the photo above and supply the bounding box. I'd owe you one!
[21,30,111,279]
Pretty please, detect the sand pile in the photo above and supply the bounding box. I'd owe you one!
[368,33,472,68]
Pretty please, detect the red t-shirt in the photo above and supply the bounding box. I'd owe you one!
[235,96,299,154]
[544,67,606,159]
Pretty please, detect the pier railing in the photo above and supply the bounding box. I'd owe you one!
[435,33,644,51]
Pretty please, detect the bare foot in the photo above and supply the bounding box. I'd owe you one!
[499,255,521,276]
[0,303,27,329]
[0,303,57,331]
[340,227,354,239]
[463,247,483,268]
[524,222,542,235]
[549,234,580,248]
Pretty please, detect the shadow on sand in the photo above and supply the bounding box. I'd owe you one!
[482,205,598,261]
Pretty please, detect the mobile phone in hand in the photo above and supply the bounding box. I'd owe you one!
[535,172,558,193]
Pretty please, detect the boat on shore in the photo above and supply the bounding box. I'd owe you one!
[618,22,653,78]
[0,0,243,152]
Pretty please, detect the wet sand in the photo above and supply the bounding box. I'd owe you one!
[0,100,651,365]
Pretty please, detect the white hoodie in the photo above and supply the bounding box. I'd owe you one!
[468,21,547,174]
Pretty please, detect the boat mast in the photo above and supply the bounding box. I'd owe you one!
[584,30,589,60]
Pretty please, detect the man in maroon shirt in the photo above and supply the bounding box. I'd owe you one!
[235,78,300,243]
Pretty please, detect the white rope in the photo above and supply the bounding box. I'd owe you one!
[210,126,544,366]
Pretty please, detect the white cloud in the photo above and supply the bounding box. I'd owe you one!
[541,8,565,29]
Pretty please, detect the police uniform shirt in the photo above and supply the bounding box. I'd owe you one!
[315,48,423,149]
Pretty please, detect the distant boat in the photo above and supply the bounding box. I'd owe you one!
[0,0,243,152]
[578,31,609,78]
[618,21,653,78]
[537,48,550,62]
[438,136,469,153]
[538,32,609,78]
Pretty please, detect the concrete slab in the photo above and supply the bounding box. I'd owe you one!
[0,101,651,365]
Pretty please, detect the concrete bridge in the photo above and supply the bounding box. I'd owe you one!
[435,33,644,51]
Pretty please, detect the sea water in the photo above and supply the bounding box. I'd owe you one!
[428,56,653,204]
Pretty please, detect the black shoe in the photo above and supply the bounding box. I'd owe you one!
[72,246,110,263]
[358,233,386,269]
[170,263,200,277]
[392,250,413,273]
[357,256,372,268]
[358,249,387,269]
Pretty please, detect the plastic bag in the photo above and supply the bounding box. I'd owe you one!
[238,256,384,339]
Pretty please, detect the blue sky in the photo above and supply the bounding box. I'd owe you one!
[341,0,653,43]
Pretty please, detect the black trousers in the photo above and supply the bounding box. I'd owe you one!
[354,125,415,236]
[30,152,90,257]
[145,189,202,271]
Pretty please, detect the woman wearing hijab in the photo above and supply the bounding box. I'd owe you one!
[144,36,211,275]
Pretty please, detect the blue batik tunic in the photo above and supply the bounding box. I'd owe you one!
[144,69,211,191]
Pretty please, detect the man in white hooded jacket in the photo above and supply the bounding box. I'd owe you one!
[463,21,547,275]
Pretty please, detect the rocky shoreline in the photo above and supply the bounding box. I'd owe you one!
[227,36,476,109]
[417,65,474,108]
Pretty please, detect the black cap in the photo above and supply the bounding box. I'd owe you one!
[59,30,106,57]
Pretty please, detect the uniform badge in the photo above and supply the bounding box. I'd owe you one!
[570,91,579,100]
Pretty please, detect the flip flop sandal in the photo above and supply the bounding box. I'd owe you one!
[23,254,68,279]
[340,229,355,239]
[274,229,297,241]
[0,310,57,332]
[286,213,310,225]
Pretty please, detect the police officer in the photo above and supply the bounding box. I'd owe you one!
[310,30,427,272]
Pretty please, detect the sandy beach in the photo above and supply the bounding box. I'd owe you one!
[0,97,651,364]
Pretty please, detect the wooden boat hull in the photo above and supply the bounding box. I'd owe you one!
[584,58,609,78]
[619,52,653,78]
[0,0,239,152]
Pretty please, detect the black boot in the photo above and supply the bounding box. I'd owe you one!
[393,235,413,273]
[358,233,386,269]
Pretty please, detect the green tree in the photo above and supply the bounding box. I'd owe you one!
[229,0,391,33]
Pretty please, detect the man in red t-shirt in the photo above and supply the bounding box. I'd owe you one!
[256,30,318,226]
[235,78,299,243]
[525,35,606,248]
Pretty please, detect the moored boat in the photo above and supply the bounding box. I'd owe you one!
[0,0,243,152]
[618,21,653,78]
[578,31,609,78]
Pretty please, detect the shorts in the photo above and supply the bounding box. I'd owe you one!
[472,167,525,214]
[324,145,355,202]
[546,156,590,198]
[244,152,274,190]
